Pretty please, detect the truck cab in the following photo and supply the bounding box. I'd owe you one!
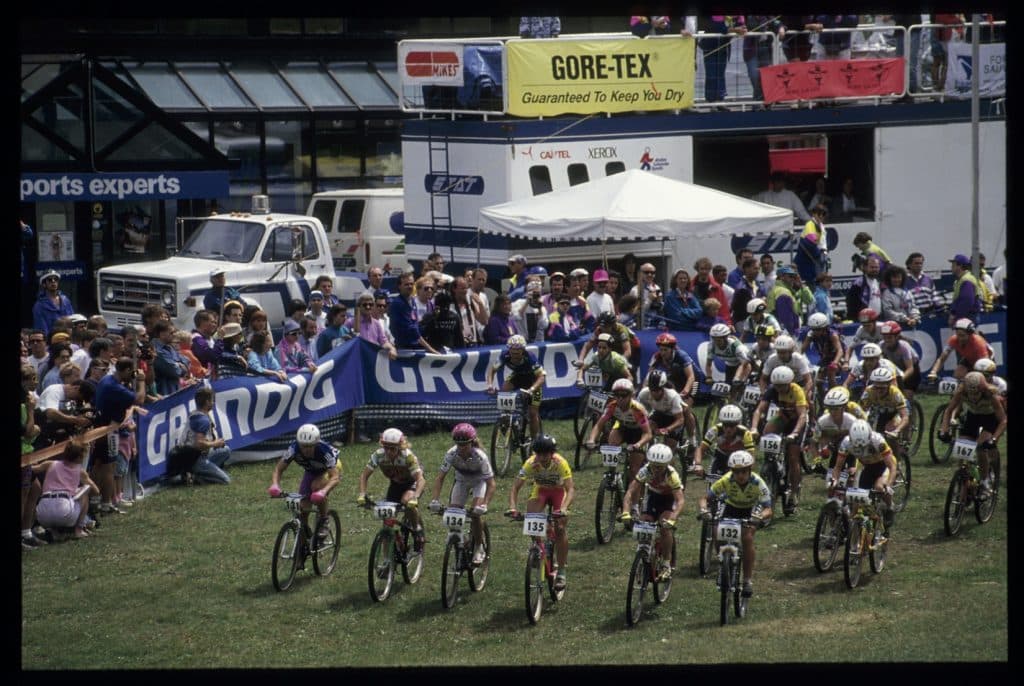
[306,188,408,274]
[97,195,365,333]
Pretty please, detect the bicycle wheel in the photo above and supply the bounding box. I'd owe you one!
[943,471,967,536]
[929,403,953,464]
[702,402,720,437]
[869,524,887,574]
[843,520,864,589]
[625,552,648,627]
[440,538,461,609]
[312,510,341,577]
[546,546,565,603]
[573,392,589,443]
[367,530,395,602]
[490,416,514,477]
[908,399,925,457]
[401,527,424,585]
[719,550,733,626]
[594,479,620,545]
[271,520,301,592]
[813,502,845,573]
[653,534,675,604]
[976,456,1000,524]
[468,522,491,592]
[574,416,594,471]
[698,518,715,577]
[892,452,911,513]
[525,548,543,625]
[761,459,780,510]
[734,560,747,619]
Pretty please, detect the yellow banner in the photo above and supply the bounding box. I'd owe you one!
[507,37,695,117]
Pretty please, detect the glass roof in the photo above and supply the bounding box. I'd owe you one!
[123,62,202,109]
[327,62,397,108]
[279,62,356,109]
[228,62,305,109]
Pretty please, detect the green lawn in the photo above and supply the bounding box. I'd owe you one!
[21,394,1007,668]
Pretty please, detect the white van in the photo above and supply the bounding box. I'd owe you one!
[307,188,409,273]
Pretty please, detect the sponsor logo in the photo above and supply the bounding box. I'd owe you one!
[550,53,653,80]
[404,51,461,78]
[588,146,617,159]
[638,147,669,172]
[424,174,485,195]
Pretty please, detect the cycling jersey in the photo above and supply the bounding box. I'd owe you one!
[438,446,494,483]
[710,472,772,510]
[991,376,1008,397]
[851,326,883,347]
[583,350,631,382]
[742,313,783,339]
[860,384,907,414]
[803,329,843,364]
[282,440,338,473]
[848,358,902,384]
[494,349,543,388]
[634,464,683,496]
[962,386,999,415]
[637,387,685,416]
[701,423,757,456]
[709,336,751,367]
[590,323,632,355]
[838,432,893,466]
[945,333,990,369]
[647,348,699,389]
[518,453,572,487]
[761,351,812,382]
[814,409,866,443]
[366,447,423,483]
[762,383,808,415]
[600,399,650,430]
[748,344,774,373]
[881,339,919,368]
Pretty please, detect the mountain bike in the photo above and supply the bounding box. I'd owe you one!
[490,390,530,477]
[506,507,566,625]
[695,470,723,577]
[867,408,912,514]
[736,379,762,428]
[360,497,425,602]
[437,505,491,609]
[843,487,890,589]
[929,376,961,464]
[943,435,1001,537]
[270,492,341,592]
[573,365,605,444]
[573,382,611,471]
[757,433,789,520]
[625,519,677,627]
[590,444,629,544]
[712,509,764,625]
[701,380,736,435]
[812,469,852,573]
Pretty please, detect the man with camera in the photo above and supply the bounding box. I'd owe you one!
[36,378,95,447]
[90,358,147,515]
[511,280,550,343]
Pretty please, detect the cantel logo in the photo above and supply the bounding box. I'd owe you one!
[551,53,653,80]
[404,51,461,78]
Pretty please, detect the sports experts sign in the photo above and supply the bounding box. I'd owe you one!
[399,43,465,86]
[20,171,230,202]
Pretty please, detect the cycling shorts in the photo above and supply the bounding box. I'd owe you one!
[869,409,898,433]
[613,425,644,445]
[449,479,487,507]
[722,504,754,520]
[650,411,684,436]
[765,414,798,437]
[961,411,999,439]
[529,485,566,511]
[643,491,677,520]
[299,469,329,497]
[386,479,417,504]
[856,461,888,490]
[506,380,544,406]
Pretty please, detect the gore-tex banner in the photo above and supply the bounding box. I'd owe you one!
[759,58,905,104]
[506,36,696,116]
[20,171,230,202]
[399,42,465,85]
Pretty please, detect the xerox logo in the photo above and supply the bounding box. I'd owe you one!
[404,51,461,79]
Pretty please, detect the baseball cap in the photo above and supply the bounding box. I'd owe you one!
[50,332,70,344]
[69,314,88,325]
[219,322,243,338]
[949,254,971,267]
[569,268,589,278]
[593,269,609,283]
[508,254,527,265]
[39,269,61,285]
[309,290,324,301]
[549,271,566,280]
[776,265,796,276]
[209,267,227,278]
[283,319,301,333]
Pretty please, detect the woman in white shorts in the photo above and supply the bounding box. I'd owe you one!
[428,423,495,565]
[33,437,99,539]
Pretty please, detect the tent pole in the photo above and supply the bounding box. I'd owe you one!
[476,228,481,268]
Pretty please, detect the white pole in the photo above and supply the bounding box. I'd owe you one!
[970,14,980,281]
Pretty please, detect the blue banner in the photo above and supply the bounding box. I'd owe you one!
[20,171,230,202]
[34,261,87,282]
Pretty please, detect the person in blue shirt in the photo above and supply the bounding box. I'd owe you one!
[247,331,288,382]
[92,358,146,514]
[177,385,231,485]
[812,272,835,322]
[202,267,241,315]
[151,320,192,396]
[32,270,74,337]
[317,303,355,358]
[389,271,438,352]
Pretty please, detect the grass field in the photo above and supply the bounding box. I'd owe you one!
[21,393,1007,668]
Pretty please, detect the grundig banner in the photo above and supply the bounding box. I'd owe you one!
[506,37,696,116]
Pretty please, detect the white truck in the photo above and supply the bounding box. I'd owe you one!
[306,188,409,274]
[96,195,368,333]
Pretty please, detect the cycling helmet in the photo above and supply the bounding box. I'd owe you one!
[770,366,795,385]
[709,323,731,338]
[531,434,557,454]
[773,335,796,352]
[380,427,404,447]
[823,386,851,408]
[869,366,895,385]
[655,332,677,346]
[646,444,674,464]
[963,371,985,392]
[755,324,777,339]
[647,370,668,390]
[858,308,878,323]
[596,332,614,345]
[746,298,767,315]
[597,311,617,328]
[727,450,755,470]
[612,378,635,394]
[807,312,829,329]
[296,423,320,445]
[849,420,872,448]
[506,334,527,350]
[954,318,976,333]
[452,423,477,443]
[880,321,902,336]
[973,358,997,375]
[718,404,743,424]
[860,343,882,359]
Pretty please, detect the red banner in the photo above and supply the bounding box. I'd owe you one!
[760,58,905,103]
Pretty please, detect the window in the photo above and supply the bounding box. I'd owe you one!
[308,199,337,233]
[315,119,361,179]
[338,200,366,233]
[529,166,552,195]
[606,162,626,175]
[261,225,319,262]
[568,163,589,186]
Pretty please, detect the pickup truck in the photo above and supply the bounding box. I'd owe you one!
[96,195,368,333]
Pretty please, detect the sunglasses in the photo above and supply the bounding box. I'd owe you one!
[285,331,299,337]
[642,270,655,275]
[361,303,373,309]
[614,391,631,398]
[422,286,435,291]
[657,344,673,349]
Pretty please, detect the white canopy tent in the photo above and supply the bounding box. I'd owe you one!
[477,169,796,269]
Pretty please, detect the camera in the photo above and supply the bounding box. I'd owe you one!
[137,340,155,361]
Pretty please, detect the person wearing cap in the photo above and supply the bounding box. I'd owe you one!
[541,271,566,312]
[203,267,241,315]
[506,254,528,294]
[794,205,830,285]
[545,293,583,342]
[32,270,74,337]
[214,322,250,378]
[511,280,549,343]
[305,290,328,330]
[276,319,320,372]
[566,269,595,332]
[586,268,615,318]
[751,170,811,223]
[947,253,983,327]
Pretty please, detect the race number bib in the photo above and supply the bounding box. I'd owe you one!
[938,377,959,395]
[952,438,977,462]
[766,403,780,422]
[760,433,782,456]
[711,382,732,398]
[743,385,761,405]
[717,518,742,543]
[375,502,398,519]
[523,512,547,537]
[584,368,603,387]
[443,507,467,531]
[588,391,610,414]
[633,521,657,542]
[845,487,871,505]
[600,445,623,467]
[497,391,519,412]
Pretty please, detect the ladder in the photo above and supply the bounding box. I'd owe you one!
[427,126,454,263]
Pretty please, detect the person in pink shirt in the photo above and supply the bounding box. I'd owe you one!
[352,291,398,360]
[33,437,100,539]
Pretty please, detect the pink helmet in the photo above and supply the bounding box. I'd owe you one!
[452,423,477,443]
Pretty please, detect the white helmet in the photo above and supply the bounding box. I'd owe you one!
[773,335,796,352]
[611,378,634,394]
[380,427,404,447]
[963,371,986,392]
[823,386,851,408]
[807,312,829,329]
[296,423,320,444]
[506,334,527,350]
[869,366,895,385]
[596,332,614,345]
[770,365,795,385]
[646,443,674,464]
[973,358,997,375]
[727,450,755,469]
[746,298,767,315]
[849,420,872,448]
[954,318,976,332]
[860,343,882,359]
[718,404,743,424]
[710,323,731,338]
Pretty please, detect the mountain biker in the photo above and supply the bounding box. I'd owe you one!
[759,334,814,400]
[812,386,867,479]
[927,318,994,382]
[705,323,752,400]
[637,370,692,454]
[586,377,653,484]
[750,365,809,515]
[800,312,844,389]
[486,334,546,439]
[939,371,1006,499]
[576,332,632,391]
[357,427,427,549]
[429,423,495,565]
[693,403,756,516]
[830,419,898,531]
[618,443,685,580]
[267,424,341,546]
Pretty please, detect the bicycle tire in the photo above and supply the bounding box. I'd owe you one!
[653,533,675,604]
[943,470,967,536]
[594,478,620,545]
[574,416,594,471]
[761,458,781,511]
[702,402,720,437]
[625,552,648,627]
[869,524,887,574]
[812,502,845,573]
[719,550,733,626]
[468,522,491,592]
[546,543,565,603]
[573,392,589,444]
[698,518,715,577]
[311,510,341,577]
[929,403,953,464]
[525,547,543,625]
[490,416,513,478]
[908,399,925,457]
[368,530,395,602]
[440,537,461,609]
[975,455,1000,524]
[401,527,424,585]
[734,560,747,619]
[843,519,864,589]
[892,451,911,513]
[271,520,301,592]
